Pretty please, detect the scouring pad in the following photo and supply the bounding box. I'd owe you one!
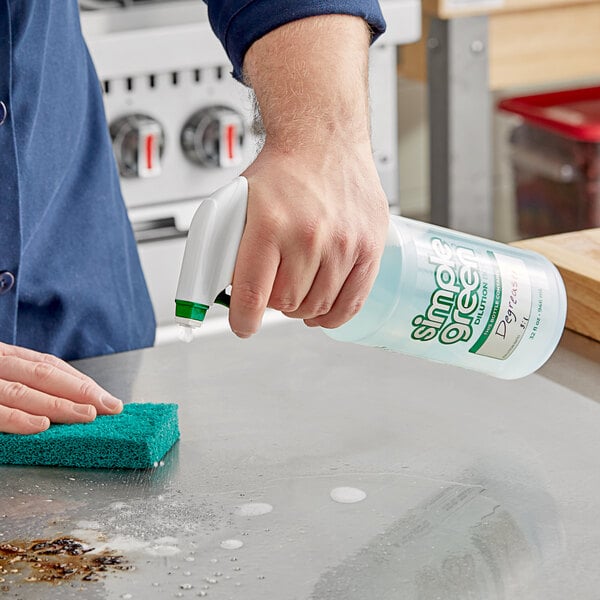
[0,403,179,469]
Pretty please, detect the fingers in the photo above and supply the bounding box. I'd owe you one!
[0,343,124,435]
[0,378,97,425]
[0,355,122,416]
[304,256,378,328]
[282,250,353,322]
[268,241,323,313]
[229,214,280,338]
[0,405,50,435]
[0,342,90,382]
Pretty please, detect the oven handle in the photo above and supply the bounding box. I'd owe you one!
[132,216,188,243]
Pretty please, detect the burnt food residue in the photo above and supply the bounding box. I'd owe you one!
[0,537,130,586]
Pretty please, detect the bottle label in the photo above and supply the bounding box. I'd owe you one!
[468,252,531,360]
[410,238,533,361]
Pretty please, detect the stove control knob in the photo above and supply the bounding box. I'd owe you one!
[110,114,165,178]
[181,107,244,168]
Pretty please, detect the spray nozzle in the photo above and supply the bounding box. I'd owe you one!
[174,177,248,328]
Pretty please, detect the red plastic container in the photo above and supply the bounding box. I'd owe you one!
[499,86,600,238]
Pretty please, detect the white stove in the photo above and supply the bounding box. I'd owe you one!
[79,0,421,340]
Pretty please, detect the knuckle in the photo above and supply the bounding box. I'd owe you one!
[78,381,97,400]
[358,235,380,259]
[353,260,377,288]
[332,230,351,256]
[33,361,55,382]
[298,219,321,250]
[48,396,64,413]
[347,297,367,318]
[270,296,300,313]
[235,283,268,312]
[5,408,23,427]
[40,351,64,369]
[321,298,365,329]
[4,381,28,403]
[306,299,334,317]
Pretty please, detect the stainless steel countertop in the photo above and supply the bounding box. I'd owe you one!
[1,322,599,599]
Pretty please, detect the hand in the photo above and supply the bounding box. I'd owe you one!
[0,342,123,435]
[228,14,389,338]
[229,141,389,337]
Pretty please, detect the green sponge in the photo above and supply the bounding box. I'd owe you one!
[0,403,179,469]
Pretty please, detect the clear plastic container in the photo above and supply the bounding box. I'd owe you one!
[509,124,600,237]
[325,216,567,379]
[499,86,600,238]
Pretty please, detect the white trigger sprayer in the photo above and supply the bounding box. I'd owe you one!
[175,176,248,330]
[175,176,567,379]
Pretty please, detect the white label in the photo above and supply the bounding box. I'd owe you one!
[470,254,531,360]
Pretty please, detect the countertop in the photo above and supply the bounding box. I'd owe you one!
[1,322,599,599]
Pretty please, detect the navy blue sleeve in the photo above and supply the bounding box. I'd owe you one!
[204,0,386,82]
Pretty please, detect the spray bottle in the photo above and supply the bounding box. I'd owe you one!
[175,177,567,379]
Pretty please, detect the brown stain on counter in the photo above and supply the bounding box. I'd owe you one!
[0,537,130,589]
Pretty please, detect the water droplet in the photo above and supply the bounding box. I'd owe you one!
[233,567,241,572]
[209,558,218,563]
[230,557,238,562]
[184,571,192,576]
[235,503,273,517]
[152,582,160,587]
[180,584,194,590]
[198,592,208,597]
[185,556,196,562]
[205,578,218,584]
[258,575,265,580]
[220,539,244,550]
[121,595,133,600]
[330,486,367,504]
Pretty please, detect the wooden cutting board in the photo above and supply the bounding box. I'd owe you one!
[513,228,600,342]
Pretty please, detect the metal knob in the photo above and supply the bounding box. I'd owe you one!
[181,106,244,168]
[110,114,165,178]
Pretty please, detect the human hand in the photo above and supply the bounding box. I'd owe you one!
[0,342,123,435]
[229,141,389,337]
[228,14,388,338]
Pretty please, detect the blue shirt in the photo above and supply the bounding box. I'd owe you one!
[0,0,385,361]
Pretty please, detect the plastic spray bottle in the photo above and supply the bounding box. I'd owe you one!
[175,177,567,379]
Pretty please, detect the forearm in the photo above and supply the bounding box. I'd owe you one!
[229,14,388,338]
[243,15,372,152]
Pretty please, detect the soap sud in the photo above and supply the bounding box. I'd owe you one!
[146,536,180,557]
[146,545,180,557]
[75,533,181,557]
[234,503,273,517]
[152,536,178,545]
[329,487,367,504]
[220,539,244,550]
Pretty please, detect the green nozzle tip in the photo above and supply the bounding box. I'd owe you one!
[175,300,209,323]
